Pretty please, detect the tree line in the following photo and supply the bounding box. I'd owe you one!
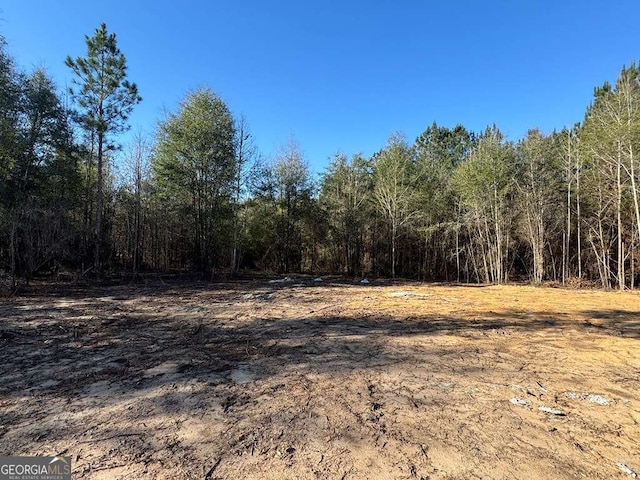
[1,24,640,290]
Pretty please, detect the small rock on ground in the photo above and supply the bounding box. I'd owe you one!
[618,463,638,478]
[538,406,566,416]
[510,397,531,408]
[587,394,609,406]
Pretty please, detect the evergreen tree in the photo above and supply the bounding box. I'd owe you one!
[153,88,236,273]
[66,23,141,276]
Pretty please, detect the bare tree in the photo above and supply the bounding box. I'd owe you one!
[122,131,151,277]
[231,115,260,275]
[373,133,422,278]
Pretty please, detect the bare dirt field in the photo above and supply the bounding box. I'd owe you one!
[1,278,639,479]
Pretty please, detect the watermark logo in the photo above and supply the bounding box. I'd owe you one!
[0,456,71,480]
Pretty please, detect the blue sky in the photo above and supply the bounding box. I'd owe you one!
[2,0,639,174]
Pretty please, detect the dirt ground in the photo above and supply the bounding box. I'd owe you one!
[1,277,639,479]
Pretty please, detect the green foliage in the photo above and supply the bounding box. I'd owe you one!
[514,129,563,213]
[372,133,423,277]
[513,129,564,282]
[253,140,316,272]
[411,123,477,279]
[155,88,236,194]
[0,38,82,283]
[373,133,421,222]
[414,124,475,222]
[319,152,373,275]
[0,39,21,188]
[66,23,141,275]
[4,26,640,287]
[65,23,141,138]
[153,88,236,272]
[452,126,513,208]
[452,126,515,283]
[415,122,476,172]
[579,63,640,287]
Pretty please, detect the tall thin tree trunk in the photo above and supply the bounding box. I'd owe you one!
[391,222,396,279]
[492,186,503,283]
[565,133,572,284]
[629,144,640,245]
[133,163,142,277]
[10,219,17,291]
[562,231,566,284]
[479,216,491,283]
[617,143,624,290]
[231,202,239,276]
[577,162,582,279]
[94,132,104,277]
[455,223,460,283]
[423,231,429,280]
[631,221,636,289]
[231,166,242,276]
[83,132,95,268]
[597,212,611,289]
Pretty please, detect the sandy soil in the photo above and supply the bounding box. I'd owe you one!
[1,278,639,479]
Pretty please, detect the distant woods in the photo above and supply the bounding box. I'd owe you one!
[2,26,640,289]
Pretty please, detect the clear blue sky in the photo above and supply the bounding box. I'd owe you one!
[2,0,639,174]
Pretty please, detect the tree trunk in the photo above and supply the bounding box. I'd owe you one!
[629,144,640,247]
[455,223,460,283]
[10,219,17,291]
[133,163,142,277]
[391,222,396,279]
[492,186,502,284]
[94,131,104,277]
[576,157,582,279]
[617,143,624,290]
[565,134,572,284]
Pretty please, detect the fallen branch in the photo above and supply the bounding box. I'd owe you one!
[204,458,222,479]
[77,432,144,444]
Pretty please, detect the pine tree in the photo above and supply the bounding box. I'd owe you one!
[66,23,141,276]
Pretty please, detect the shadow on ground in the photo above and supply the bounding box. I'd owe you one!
[2,280,639,479]
[1,280,638,401]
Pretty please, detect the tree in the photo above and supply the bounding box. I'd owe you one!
[560,124,584,283]
[231,115,260,275]
[0,59,80,287]
[66,23,141,276]
[514,129,563,283]
[0,37,20,184]
[320,152,373,276]
[17,70,78,277]
[242,139,316,273]
[415,122,476,172]
[581,64,640,289]
[0,40,21,287]
[414,123,476,280]
[373,133,421,278]
[452,126,515,283]
[272,139,314,273]
[153,88,236,273]
[111,131,151,276]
